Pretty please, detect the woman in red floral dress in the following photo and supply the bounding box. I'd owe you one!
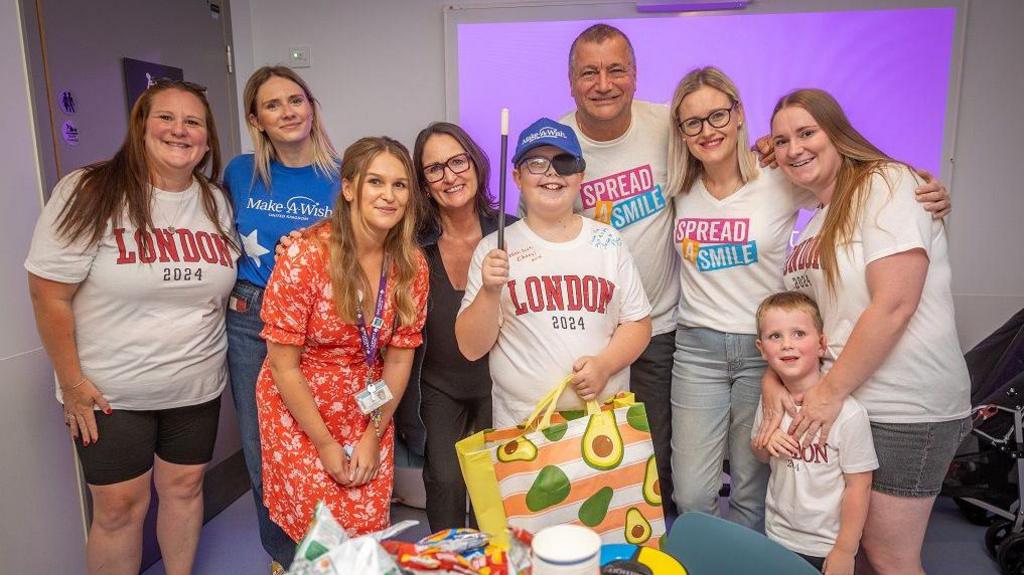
[256,136,428,542]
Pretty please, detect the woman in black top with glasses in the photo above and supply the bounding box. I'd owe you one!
[395,122,516,530]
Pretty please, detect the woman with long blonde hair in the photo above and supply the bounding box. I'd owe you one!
[768,88,970,574]
[255,136,428,542]
[223,65,339,571]
[665,67,950,539]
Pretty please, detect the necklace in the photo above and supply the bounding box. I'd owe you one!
[701,174,743,200]
[155,189,187,233]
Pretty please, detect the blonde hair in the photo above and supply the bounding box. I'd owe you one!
[242,66,339,189]
[326,137,423,326]
[770,88,915,293]
[666,67,758,198]
[756,291,824,338]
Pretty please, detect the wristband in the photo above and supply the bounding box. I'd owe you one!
[63,376,87,392]
[371,408,383,440]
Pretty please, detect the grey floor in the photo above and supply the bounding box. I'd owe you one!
[142,492,1001,574]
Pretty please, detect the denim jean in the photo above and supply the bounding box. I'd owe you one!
[226,280,296,566]
[670,326,770,532]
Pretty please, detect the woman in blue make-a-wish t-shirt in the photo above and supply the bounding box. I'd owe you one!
[222,66,340,573]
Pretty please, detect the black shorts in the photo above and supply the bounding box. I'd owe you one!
[74,396,221,486]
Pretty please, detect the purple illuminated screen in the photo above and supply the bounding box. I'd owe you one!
[456,7,956,228]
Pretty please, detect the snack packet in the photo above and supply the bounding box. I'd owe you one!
[287,501,418,575]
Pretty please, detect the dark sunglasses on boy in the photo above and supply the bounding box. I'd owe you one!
[518,153,586,176]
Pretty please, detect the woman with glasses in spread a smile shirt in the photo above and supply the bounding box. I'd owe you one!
[665,67,951,534]
[394,122,517,531]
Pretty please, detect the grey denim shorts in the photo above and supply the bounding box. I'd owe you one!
[869,417,972,497]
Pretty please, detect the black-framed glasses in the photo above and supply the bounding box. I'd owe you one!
[518,153,585,176]
[677,102,736,136]
[422,153,472,183]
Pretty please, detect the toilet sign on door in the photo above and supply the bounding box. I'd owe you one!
[58,90,76,114]
[62,120,79,146]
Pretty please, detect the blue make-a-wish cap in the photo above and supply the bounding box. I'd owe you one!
[512,117,584,166]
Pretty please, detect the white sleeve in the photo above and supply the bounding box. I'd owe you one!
[458,233,501,324]
[838,407,879,474]
[615,239,652,323]
[751,398,765,441]
[861,165,933,265]
[24,171,99,283]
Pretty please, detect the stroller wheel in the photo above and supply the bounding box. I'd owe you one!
[998,533,1024,574]
[988,520,1013,557]
[956,496,995,526]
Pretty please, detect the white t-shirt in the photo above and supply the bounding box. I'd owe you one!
[25,170,238,410]
[783,164,971,423]
[674,167,815,334]
[753,396,878,557]
[560,101,678,336]
[460,217,651,428]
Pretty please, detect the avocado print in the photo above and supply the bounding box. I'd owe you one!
[541,422,568,442]
[525,465,571,512]
[627,404,650,432]
[642,455,661,506]
[624,507,652,545]
[497,436,538,463]
[578,486,614,527]
[581,410,624,470]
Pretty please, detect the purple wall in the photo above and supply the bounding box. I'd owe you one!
[456,7,956,216]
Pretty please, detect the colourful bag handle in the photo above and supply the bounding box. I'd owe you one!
[521,375,603,431]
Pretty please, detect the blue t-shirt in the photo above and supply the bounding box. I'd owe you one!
[224,154,340,287]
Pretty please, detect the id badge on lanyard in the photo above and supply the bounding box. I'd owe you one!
[354,257,394,415]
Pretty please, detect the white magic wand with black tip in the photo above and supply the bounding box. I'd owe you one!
[497,108,509,251]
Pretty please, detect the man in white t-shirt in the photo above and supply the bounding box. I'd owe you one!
[562,23,679,518]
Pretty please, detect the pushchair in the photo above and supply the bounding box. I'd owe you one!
[942,307,1024,574]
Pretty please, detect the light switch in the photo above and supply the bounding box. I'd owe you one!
[288,46,311,68]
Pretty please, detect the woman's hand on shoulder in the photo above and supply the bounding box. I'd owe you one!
[274,229,305,260]
[754,370,798,449]
[753,134,777,168]
[912,169,951,219]
[63,377,111,446]
[787,379,843,448]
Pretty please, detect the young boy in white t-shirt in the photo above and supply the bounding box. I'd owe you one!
[751,292,878,574]
[456,118,652,428]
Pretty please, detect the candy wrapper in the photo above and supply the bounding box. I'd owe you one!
[381,525,533,574]
[287,501,419,575]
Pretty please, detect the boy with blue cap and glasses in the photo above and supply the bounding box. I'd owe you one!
[455,118,652,428]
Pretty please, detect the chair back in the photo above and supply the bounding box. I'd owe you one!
[662,512,821,574]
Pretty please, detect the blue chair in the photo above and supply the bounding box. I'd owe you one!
[662,512,821,574]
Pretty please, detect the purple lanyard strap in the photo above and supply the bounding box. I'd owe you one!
[355,256,390,373]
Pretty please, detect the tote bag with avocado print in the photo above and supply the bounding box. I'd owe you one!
[456,377,665,548]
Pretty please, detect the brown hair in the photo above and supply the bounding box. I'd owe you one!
[666,66,758,198]
[326,137,423,326]
[242,66,339,189]
[55,80,233,249]
[412,122,496,236]
[568,23,636,75]
[755,291,824,338]
[770,88,913,293]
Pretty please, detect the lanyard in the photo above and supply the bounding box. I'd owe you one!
[355,256,389,372]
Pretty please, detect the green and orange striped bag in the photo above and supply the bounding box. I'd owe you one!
[456,377,665,548]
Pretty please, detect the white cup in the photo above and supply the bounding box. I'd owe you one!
[531,524,602,575]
